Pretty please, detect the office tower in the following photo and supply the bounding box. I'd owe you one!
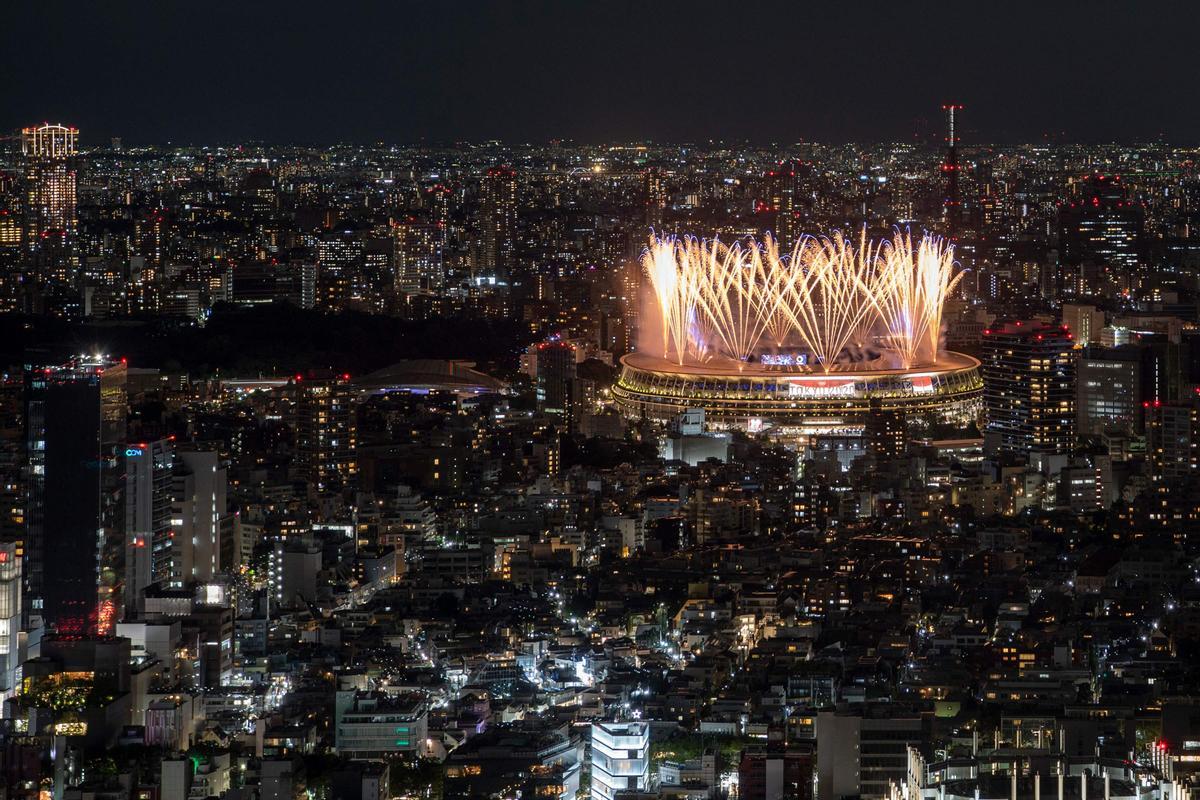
[739,745,814,800]
[316,230,363,310]
[1146,402,1199,481]
[124,438,175,613]
[22,124,79,285]
[481,167,517,280]
[25,356,126,634]
[394,219,443,293]
[590,721,649,800]
[172,450,229,585]
[294,373,357,494]
[535,341,576,415]
[982,322,1076,457]
[1058,174,1144,296]
[644,167,666,232]
[1076,346,1141,437]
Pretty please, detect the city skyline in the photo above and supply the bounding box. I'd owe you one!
[1,7,1200,800]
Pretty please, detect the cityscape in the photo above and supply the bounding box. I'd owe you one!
[3,4,1200,800]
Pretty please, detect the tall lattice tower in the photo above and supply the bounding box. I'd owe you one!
[941,104,963,235]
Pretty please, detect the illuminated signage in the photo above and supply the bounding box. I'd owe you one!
[787,381,857,399]
[125,448,143,457]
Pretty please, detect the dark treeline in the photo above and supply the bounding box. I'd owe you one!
[0,303,532,377]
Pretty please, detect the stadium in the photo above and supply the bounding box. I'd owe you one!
[612,230,984,434]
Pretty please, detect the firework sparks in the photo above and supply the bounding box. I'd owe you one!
[641,229,960,372]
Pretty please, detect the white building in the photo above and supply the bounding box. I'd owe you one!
[591,721,649,800]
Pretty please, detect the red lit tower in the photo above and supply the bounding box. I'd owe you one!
[941,104,963,235]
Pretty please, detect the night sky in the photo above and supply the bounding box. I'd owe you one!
[3,0,1195,146]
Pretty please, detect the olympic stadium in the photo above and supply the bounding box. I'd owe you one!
[612,230,985,434]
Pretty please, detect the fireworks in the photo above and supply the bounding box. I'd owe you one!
[642,229,962,372]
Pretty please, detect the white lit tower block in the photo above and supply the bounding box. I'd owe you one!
[22,124,79,284]
[591,721,649,800]
[394,219,444,292]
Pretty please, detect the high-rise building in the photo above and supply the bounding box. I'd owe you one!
[644,168,666,232]
[294,373,357,494]
[864,399,907,459]
[317,231,363,310]
[1058,174,1143,296]
[22,124,79,286]
[426,183,451,240]
[0,174,23,307]
[394,219,443,293]
[172,450,230,585]
[535,341,576,415]
[591,721,649,800]
[1076,346,1141,436]
[766,162,803,253]
[124,438,175,612]
[481,167,517,280]
[982,322,1076,457]
[25,356,126,634]
[1147,401,1199,481]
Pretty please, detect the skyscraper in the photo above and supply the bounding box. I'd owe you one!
[1058,174,1144,296]
[317,230,364,310]
[535,341,576,415]
[1076,346,1140,437]
[172,449,230,585]
[481,167,517,280]
[294,373,357,495]
[124,438,175,612]
[25,356,126,634]
[982,322,1076,457]
[644,167,666,233]
[766,162,803,253]
[394,218,443,293]
[22,124,79,285]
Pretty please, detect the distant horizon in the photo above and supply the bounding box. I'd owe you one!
[9,132,1194,151]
